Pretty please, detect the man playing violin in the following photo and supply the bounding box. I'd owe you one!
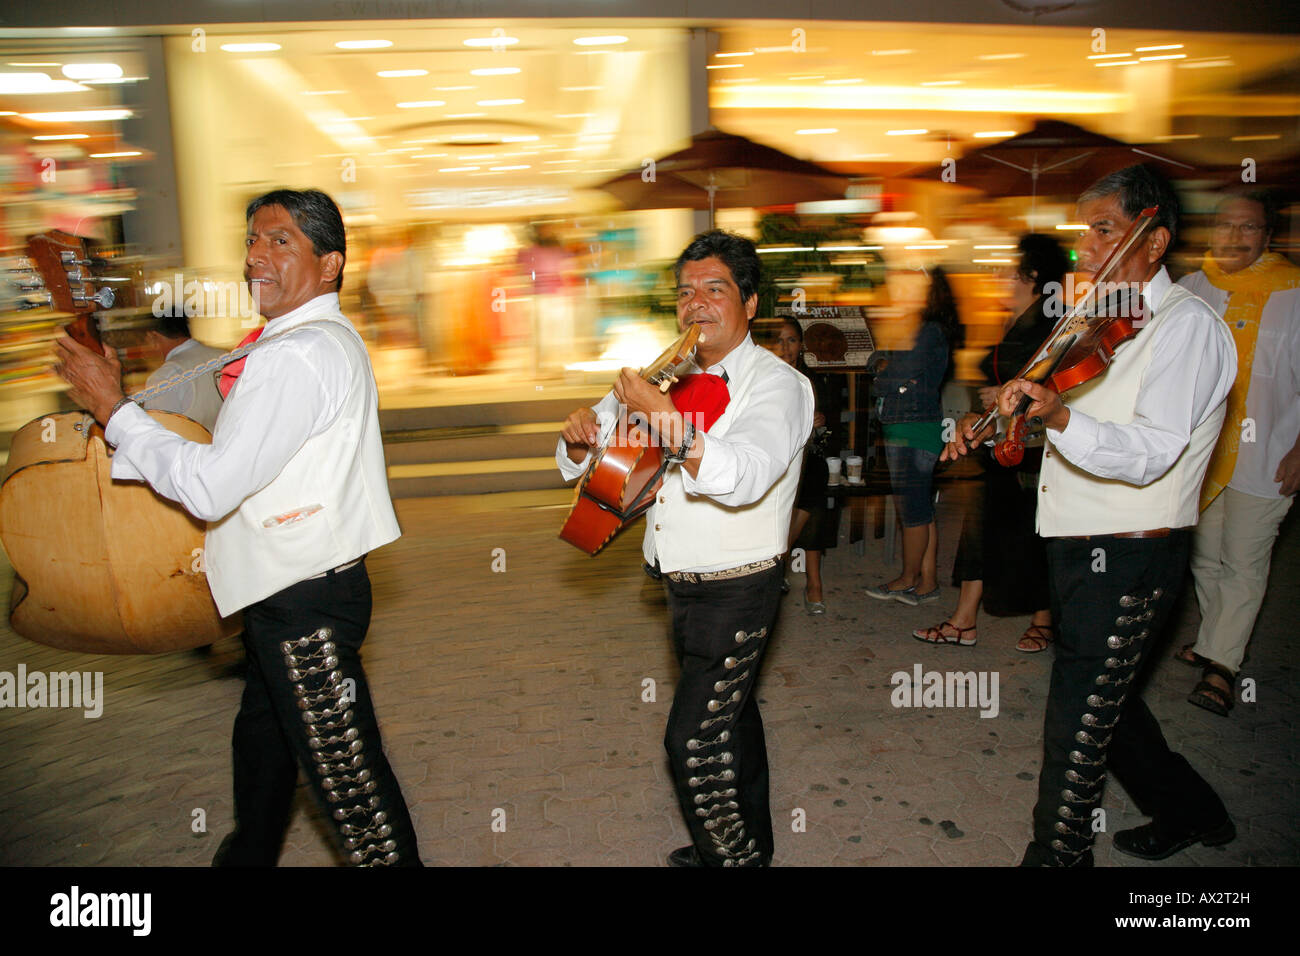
[944,165,1236,866]
[558,230,813,866]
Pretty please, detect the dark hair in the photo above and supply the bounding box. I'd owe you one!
[245,188,347,291]
[1077,164,1181,256]
[1217,188,1281,239]
[779,318,812,375]
[921,265,961,345]
[155,314,191,339]
[673,230,762,305]
[1016,233,1070,295]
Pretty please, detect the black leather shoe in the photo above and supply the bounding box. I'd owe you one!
[1019,841,1094,867]
[667,845,706,867]
[1112,817,1236,861]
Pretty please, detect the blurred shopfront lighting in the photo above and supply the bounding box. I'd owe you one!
[61,63,122,80]
[90,151,142,158]
[220,43,281,53]
[886,129,928,136]
[33,133,89,140]
[472,67,521,75]
[464,36,518,47]
[336,40,392,50]
[0,73,88,94]
[23,109,131,122]
[574,36,628,46]
[378,69,427,78]
[397,100,446,108]
[973,131,1016,138]
[1136,44,1184,52]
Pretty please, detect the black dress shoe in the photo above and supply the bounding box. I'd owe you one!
[1112,817,1236,861]
[667,845,707,867]
[1019,841,1094,867]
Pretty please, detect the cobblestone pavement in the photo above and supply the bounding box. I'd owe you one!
[0,485,1295,867]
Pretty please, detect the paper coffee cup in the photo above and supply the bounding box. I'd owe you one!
[845,455,863,483]
[826,457,842,486]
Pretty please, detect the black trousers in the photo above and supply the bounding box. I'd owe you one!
[1026,533,1227,866]
[663,562,783,866]
[216,560,421,866]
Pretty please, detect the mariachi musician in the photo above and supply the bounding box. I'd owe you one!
[54,188,421,867]
[945,165,1237,866]
[558,230,813,866]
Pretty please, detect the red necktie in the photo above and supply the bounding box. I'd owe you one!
[669,372,730,431]
[218,326,264,399]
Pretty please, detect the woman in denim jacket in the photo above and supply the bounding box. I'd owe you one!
[866,267,959,606]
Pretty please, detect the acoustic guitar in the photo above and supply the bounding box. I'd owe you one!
[559,324,711,556]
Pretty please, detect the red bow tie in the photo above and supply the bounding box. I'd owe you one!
[218,326,264,399]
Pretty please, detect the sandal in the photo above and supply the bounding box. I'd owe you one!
[1188,663,1234,717]
[1175,643,1212,668]
[912,621,977,646]
[1017,624,1055,653]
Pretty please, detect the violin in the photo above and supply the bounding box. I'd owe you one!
[969,206,1158,466]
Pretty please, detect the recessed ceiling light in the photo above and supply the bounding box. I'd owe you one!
[89,151,142,158]
[796,128,838,135]
[1139,54,1186,61]
[1136,44,1183,52]
[335,40,392,50]
[61,63,122,80]
[32,133,89,140]
[973,131,1016,139]
[573,36,627,46]
[471,67,520,76]
[477,98,524,106]
[397,100,446,108]
[706,63,743,70]
[220,43,281,53]
[23,109,132,122]
[446,113,485,119]
[439,166,480,172]
[0,73,88,94]
[1087,53,1132,59]
[978,53,1025,61]
[715,52,754,58]
[377,69,428,78]
[885,129,928,136]
[464,36,519,47]
[870,49,913,56]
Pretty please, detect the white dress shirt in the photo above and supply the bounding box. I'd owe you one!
[558,333,813,572]
[1048,268,1235,486]
[1178,270,1300,499]
[106,295,353,523]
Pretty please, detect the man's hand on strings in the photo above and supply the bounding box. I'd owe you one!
[940,412,994,462]
[561,407,601,463]
[1001,379,1069,432]
[53,333,125,426]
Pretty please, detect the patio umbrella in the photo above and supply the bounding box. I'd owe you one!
[908,119,1194,217]
[595,128,849,227]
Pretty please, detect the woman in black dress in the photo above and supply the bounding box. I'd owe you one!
[914,234,1067,649]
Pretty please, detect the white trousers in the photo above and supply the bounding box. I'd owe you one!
[1189,486,1293,673]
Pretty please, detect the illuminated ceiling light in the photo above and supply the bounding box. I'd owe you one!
[1136,44,1184,52]
[22,109,132,122]
[0,73,88,94]
[920,80,961,86]
[1153,134,1201,140]
[335,40,392,50]
[1139,54,1186,61]
[972,258,1013,264]
[1230,134,1281,141]
[706,63,743,70]
[978,53,1025,61]
[795,128,838,135]
[490,165,530,171]
[904,243,948,250]
[573,36,628,46]
[220,43,281,53]
[464,36,519,48]
[1055,223,1087,230]
[870,49,913,56]
[477,98,524,106]
[61,63,123,80]
[439,166,480,172]
[715,51,754,58]
[1095,60,1139,67]
[973,244,1016,250]
[377,69,427,78]
[397,100,446,108]
[886,129,928,136]
[1179,58,1232,69]
[471,67,520,76]
[973,130,1016,138]
[89,151,143,158]
[1087,53,1132,59]
[825,78,863,85]
[33,133,89,140]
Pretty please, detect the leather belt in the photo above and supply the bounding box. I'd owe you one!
[664,557,779,584]
[1061,527,1188,541]
[305,558,363,580]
